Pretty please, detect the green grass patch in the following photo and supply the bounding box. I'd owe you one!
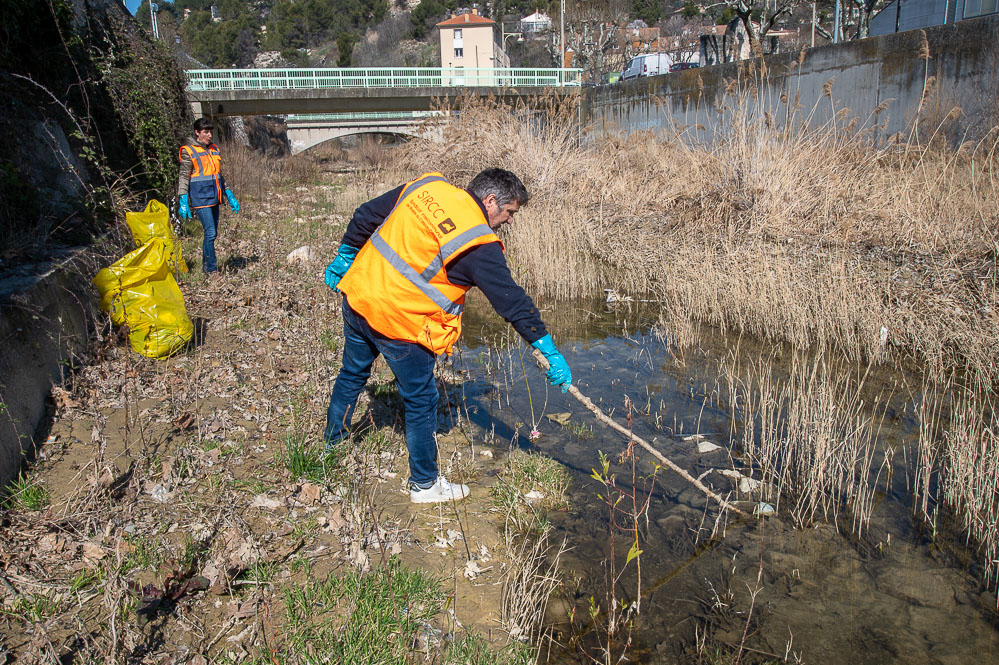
[280,558,445,661]
[121,536,162,574]
[3,473,48,511]
[279,434,327,483]
[241,560,278,585]
[492,449,571,514]
[1,592,60,623]
[226,558,535,665]
[230,477,270,495]
[320,328,339,353]
[69,568,103,594]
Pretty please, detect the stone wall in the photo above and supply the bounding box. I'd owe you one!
[0,249,109,486]
[583,14,999,143]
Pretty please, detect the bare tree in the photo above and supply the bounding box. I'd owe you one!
[547,0,628,78]
[659,14,701,64]
[725,0,798,55]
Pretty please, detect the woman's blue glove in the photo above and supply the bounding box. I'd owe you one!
[225,189,240,213]
[531,334,572,392]
[178,194,192,219]
[324,243,360,292]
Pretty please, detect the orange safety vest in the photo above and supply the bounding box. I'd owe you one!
[338,172,503,355]
[180,142,223,209]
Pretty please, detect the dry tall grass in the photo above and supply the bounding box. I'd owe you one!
[358,74,999,595]
[719,349,886,536]
[387,83,999,384]
[915,375,999,593]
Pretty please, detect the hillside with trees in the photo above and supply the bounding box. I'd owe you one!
[134,0,863,76]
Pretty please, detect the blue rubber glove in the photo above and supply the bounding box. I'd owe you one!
[324,243,360,292]
[531,334,572,392]
[178,194,191,220]
[225,189,240,213]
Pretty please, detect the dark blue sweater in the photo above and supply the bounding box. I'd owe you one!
[340,184,548,344]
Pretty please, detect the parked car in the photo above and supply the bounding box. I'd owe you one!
[669,62,698,72]
[621,52,672,80]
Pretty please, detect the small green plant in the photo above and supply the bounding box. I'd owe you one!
[70,568,103,594]
[122,537,161,574]
[568,445,657,663]
[320,329,339,352]
[492,449,571,513]
[565,421,594,441]
[3,473,49,511]
[292,516,320,540]
[280,434,326,483]
[179,535,208,574]
[289,554,312,576]
[242,560,278,585]
[1,592,60,623]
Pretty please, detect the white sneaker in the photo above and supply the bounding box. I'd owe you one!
[410,476,470,504]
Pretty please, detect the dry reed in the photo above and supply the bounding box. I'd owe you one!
[718,349,884,536]
[915,374,999,593]
[344,72,998,593]
[383,79,998,386]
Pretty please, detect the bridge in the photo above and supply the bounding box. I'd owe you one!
[187,67,582,116]
[284,112,445,153]
[187,66,582,152]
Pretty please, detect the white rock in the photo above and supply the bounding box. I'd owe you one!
[464,560,483,580]
[149,483,171,503]
[696,440,723,453]
[286,245,315,263]
[524,490,545,501]
[739,477,761,493]
[754,502,776,516]
[250,494,283,510]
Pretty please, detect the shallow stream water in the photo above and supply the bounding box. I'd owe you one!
[453,292,999,665]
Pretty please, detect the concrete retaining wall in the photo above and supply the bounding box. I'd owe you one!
[0,249,106,487]
[582,14,999,142]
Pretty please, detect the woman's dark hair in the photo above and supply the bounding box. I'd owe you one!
[468,168,529,207]
[193,117,214,132]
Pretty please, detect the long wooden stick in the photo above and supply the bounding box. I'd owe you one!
[532,350,749,518]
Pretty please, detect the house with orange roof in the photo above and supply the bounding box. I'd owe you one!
[437,10,508,85]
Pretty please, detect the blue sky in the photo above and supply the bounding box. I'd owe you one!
[125,0,143,14]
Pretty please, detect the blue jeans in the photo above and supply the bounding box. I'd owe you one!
[195,205,220,273]
[324,296,439,487]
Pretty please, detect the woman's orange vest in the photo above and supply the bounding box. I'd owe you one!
[338,173,502,355]
[180,143,223,209]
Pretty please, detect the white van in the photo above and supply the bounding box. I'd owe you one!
[621,53,673,80]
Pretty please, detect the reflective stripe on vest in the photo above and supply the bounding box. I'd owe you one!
[370,231,463,315]
[181,143,221,177]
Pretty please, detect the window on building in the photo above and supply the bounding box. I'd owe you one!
[965,0,998,17]
[455,47,464,57]
[454,29,462,39]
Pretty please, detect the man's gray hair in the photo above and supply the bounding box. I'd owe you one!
[467,168,529,207]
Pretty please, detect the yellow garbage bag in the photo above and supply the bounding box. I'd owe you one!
[125,199,187,274]
[92,238,194,358]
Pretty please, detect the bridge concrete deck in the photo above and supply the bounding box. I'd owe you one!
[191,86,575,117]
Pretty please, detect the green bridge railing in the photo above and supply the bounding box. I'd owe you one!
[286,111,444,122]
[186,67,583,91]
